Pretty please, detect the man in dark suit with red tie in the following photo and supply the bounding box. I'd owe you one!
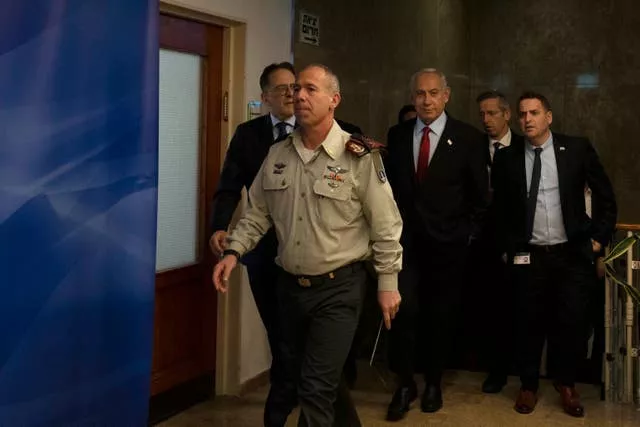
[384,68,489,421]
[491,91,617,417]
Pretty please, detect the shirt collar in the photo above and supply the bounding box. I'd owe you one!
[270,113,296,128]
[490,128,512,147]
[289,120,347,160]
[526,132,553,152]
[321,121,348,160]
[415,111,447,137]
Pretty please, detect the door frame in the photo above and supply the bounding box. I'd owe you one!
[153,13,222,396]
[159,1,248,397]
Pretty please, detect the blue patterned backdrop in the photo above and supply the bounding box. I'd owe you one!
[0,1,158,425]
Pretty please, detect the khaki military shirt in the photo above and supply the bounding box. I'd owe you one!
[227,121,403,291]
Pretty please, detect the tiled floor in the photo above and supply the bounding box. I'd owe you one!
[159,369,640,427]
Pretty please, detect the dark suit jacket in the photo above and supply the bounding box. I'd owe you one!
[212,114,272,233]
[211,114,277,262]
[491,132,617,259]
[483,131,525,249]
[489,131,525,167]
[385,115,490,249]
[336,119,362,136]
[210,115,362,262]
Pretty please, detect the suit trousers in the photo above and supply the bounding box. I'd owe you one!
[274,263,366,427]
[466,238,514,378]
[388,240,468,386]
[511,244,595,391]
[245,258,292,427]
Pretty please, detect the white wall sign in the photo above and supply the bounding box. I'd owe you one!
[299,12,320,46]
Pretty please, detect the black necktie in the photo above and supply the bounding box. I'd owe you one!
[526,147,543,241]
[275,122,289,142]
[491,142,501,164]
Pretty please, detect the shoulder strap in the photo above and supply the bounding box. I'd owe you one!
[345,133,387,158]
[345,134,388,183]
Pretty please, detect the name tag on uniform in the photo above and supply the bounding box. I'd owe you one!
[513,252,531,265]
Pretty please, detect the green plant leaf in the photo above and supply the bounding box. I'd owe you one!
[603,234,640,264]
[605,264,640,306]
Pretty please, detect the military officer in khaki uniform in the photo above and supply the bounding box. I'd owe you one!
[213,64,403,427]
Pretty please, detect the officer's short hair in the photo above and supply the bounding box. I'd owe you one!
[303,64,341,94]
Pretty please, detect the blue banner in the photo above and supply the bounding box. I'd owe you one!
[0,1,158,425]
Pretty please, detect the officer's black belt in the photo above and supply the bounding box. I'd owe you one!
[286,261,365,287]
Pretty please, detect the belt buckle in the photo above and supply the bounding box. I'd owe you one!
[297,277,311,287]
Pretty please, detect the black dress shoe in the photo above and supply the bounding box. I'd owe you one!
[421,384,443,413]
[482,373,507,394]
[386,383,417,421]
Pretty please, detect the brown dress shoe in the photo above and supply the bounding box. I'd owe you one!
[557,385,585,417]
[514,389,538,414]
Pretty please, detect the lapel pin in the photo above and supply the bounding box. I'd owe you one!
[559,146,566,151]
[447,139,453,146]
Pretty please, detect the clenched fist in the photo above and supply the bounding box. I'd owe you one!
[209,230,229,256]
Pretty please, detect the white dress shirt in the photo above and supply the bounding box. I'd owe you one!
[525,134,568,245]
[489,128,512,161]
[270,113,296,141]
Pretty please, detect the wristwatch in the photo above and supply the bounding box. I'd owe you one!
[222,249,241,260]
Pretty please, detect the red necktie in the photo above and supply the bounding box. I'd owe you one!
[416,127,431,181]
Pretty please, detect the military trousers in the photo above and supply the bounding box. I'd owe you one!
[274,262,366,427]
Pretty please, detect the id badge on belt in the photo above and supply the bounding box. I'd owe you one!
[513,252,531,265]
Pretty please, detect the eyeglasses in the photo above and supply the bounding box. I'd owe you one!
[269,84,297,95]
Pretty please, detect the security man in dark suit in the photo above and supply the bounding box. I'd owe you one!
[384,68,489,420]
[209,62,364,427]
[473,90,524,393]
[491,91,617,417]
[210,62,296,426]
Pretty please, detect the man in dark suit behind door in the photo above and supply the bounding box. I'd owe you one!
[491,91,616,417]
[209,62,364,427]
[384,68,490,421]
[210,62,297,427]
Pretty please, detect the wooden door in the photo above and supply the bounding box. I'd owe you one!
[152,13,222,398]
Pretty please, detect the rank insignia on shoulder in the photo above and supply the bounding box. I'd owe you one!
[345,133,387,158]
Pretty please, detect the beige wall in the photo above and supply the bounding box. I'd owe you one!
[162,0,293,393]
[166,0,292,102]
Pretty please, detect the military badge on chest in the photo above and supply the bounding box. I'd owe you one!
[324,165,348,189]
[272,162,287,175]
